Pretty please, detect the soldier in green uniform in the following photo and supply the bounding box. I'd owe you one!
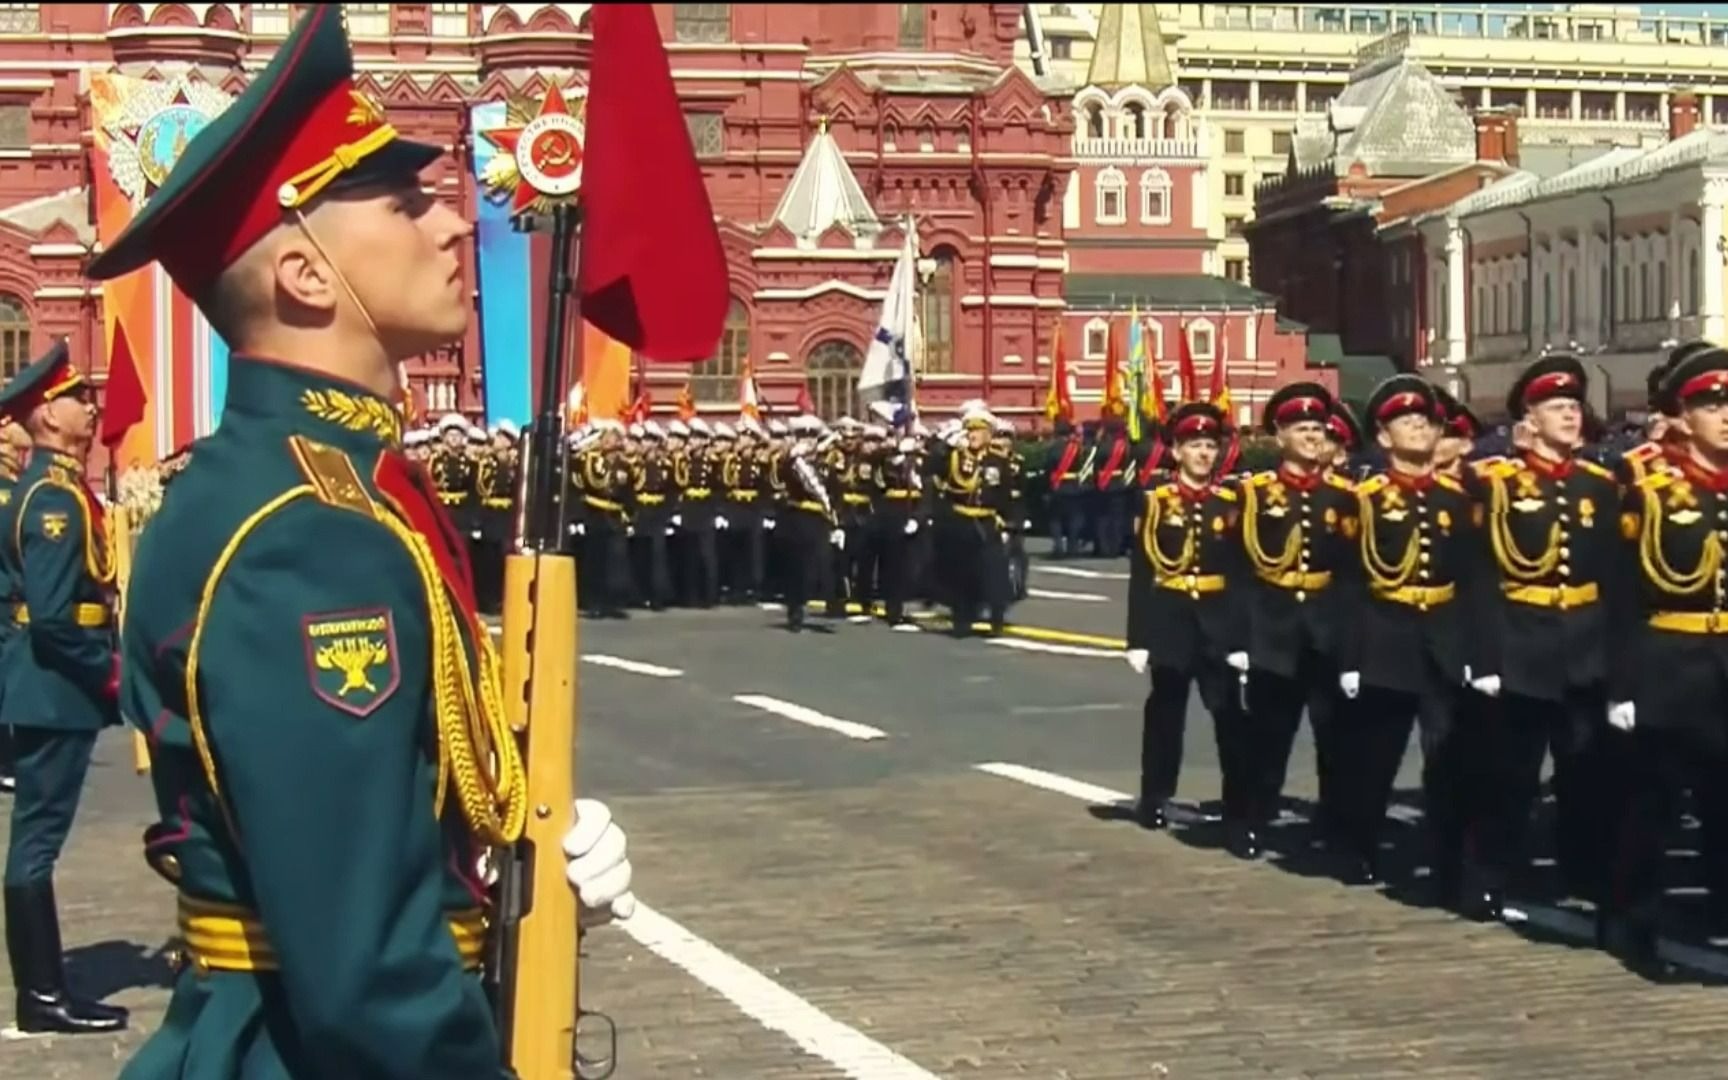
[0,342,128,1034]
[0,415,27,796]
[85,9,634,1076]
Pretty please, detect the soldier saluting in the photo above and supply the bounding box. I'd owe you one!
[0,343,127,1034]
[87,9,634,1077]
[1123,398,1253,846]
[1238,382,1359,856]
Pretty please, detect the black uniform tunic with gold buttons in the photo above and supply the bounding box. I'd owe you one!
[1125,470,1252,822]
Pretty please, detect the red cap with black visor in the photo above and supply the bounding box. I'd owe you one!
[1505,353,1587,421]
[1261,381,1334,436]
[1360,373,1442,435]
[1661,345,1728,412]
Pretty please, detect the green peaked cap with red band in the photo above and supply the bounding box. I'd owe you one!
[87,5,442,293]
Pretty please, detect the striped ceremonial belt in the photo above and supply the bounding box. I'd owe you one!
[1155,574,1227,594]
[175,895,486,974]
[13,603,109,628]
[1371,583,1456,608]
[1503,582,1599,609]
[1649,611,1728,635]
[1257,570,1332,591]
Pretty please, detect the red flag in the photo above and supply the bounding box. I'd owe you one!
[1099,319,1124,418]
[795,385,815,416]
[100,322,147,449]
[580,4,728,364]
[1176,318,1199,403]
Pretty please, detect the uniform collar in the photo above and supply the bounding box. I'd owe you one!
[223,355,404,451]
[1277,463,1323,491]
[1521,449,1573,479]
[1386,465,1435,492]
[26,447,85,477]
[1174,474,1212,502]
[1676,451,1728,493]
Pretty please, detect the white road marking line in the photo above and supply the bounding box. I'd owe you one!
[1009,702,1126,716]
[987,637,1124,660]
[975,762,1131,805]
[584,654,684,678]
[733,694,887,741]
[1025,587,1110,602]
[1033,564,1130,581]
[621,901,942,1079]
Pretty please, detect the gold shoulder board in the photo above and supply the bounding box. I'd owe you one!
[1356,473,1390,497]
[1434,473,1465,494]
[287,435,379,516]
[1576,458,1615,482]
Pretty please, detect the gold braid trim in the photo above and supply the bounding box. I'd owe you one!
[1242,480,1301,577]
[373,508,527,848]
[1639,485,1721,595]
[1359,487,1419,590]
[1141,490,1196,578]
[1487,475,1561,582]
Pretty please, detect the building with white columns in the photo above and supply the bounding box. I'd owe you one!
[1414,95,1728,417]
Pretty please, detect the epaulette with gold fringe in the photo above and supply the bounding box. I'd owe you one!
[1434,472,1465,494]
[1470,455,1518,480]
[1356,473,1390,498]
[1576,458,1616,482]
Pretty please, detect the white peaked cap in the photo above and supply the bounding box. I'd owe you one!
[643,420,666,440]
[627,422,645,438]
[790,414,822,434]
[593,418,625,434]
[495,420,520,439]
[897,436,918,453]
[688,418,712,437]
[667,419,690,437]
[867,400,898,424]
[863,423,887,438]
[961,405,995,428]
[993,416,1016,434]
[466,424,488,441]
[738,416,764,438]
[714,422,736,439]
[913,419,930,437]
[818,432,840,450]
[836,415,861,430]
[955,398,988,416]
[437,413,466,431]
[768,418,788,436]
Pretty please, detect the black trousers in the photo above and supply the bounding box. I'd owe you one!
[1334,673,1467,874]
[1610,722,1728,923]
[1469,688,1615,898]
[681,508,720,608]
[1092,491,1129,556]
[782,512,832,627]
[630,517,674,609]
[1141,661,1253,822]
[721,506,766,602]
[1245,648,1342,829]
[0,725,13,782]
[879,510,919,624]
[471,536,504,616]
[581,516,630,615]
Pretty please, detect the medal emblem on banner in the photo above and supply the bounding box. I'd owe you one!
[478,84,588,213]
[98,75,233,210]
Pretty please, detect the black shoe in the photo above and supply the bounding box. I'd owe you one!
[1598,911,1668,977]
[1135,801,1168,831]
[1344,850,1380,886]
[4,880,127,1034]
[1227,824,1262,860]
[1463,888,1505,924]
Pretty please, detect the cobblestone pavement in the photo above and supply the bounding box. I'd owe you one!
[4,567,1728,1078]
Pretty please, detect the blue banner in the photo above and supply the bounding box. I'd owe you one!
[470,101,533,428]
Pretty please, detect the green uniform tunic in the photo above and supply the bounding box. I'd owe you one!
[119,357,512,1080]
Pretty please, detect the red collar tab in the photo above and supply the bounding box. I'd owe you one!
[1521,450,1573,479]
[1679,453,1728,493]
[1277,464,1322,491]
[1387,467,1435,492]
[1175,476,1213,501]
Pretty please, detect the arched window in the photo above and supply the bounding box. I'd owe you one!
[1162,100,1185,139]
[1083,101,1104,139]
[1095,167,1126,225]
[805,339,862,420]
[1189,319,1215,359]
[1123,101,1147,140]
[920,248,955,374]
[0,294,28,380]
[691,297,749,403]
[1083,317,1110,359]
[1139,167,1172,224]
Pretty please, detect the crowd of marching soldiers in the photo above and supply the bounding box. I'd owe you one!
[1122,338,1728,977]
[414,400,1035,634]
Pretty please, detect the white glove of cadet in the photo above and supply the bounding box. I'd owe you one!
[671,513,683,527]
[764,518,777,531]
[1339,671,1361,699]
[562,798,636,924]
[1125,648,1149,675]
[830,528,846,549]
[573,522,587,537]
[715,515,730,530]
[1607,701,1636,733]
[470,529,482,540]
[626,525,635,538]
[904,519,919,535]
[1225,651,1249,674]
[1470,674,1502,698]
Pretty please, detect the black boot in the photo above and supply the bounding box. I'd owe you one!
[4,880,128,1034]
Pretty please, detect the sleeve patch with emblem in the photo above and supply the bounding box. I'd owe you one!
[40,510,69,540]
[302,608,400,718]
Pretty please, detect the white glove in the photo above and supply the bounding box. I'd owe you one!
[1021,519,1032,531]
[664,527,676,536]
[764,518,776,531]
[562,798,636,924]
[671,513,683,527]
[716,515,730,530]
[999,531,1009,543]
[1125,648,1149,675]
[1462,665,1472,684]
[470,529,482,540]
[1608,701,1636,733]
[904,519,919,535]
[1470,674,1502,698]
[1339,672,1361,699]
[573,522,587,537]
[626,525,635,538]
[830,528,846,549]
[1225,651,1249,674]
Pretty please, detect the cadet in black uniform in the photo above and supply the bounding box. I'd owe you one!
[779,416,842,632]
[1464,355,1622,919]
[1335,375,1481,887]
[631,421,676,610]
[1605,344,1728,970]
[427,413,475,539]
[1240,383,1360,854]
[1123,400,1253,845]
[578,419,632,618]
[937,408,1011,636]
[471,421,518,616]
[877,434,925,630]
